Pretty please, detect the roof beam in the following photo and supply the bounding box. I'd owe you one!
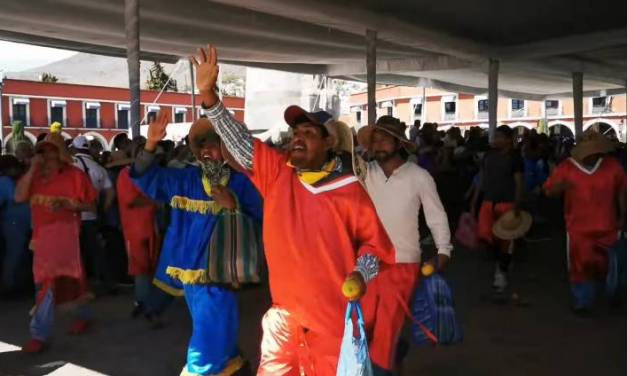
[207,0,490,62]
[326,55,476,76]
[498,27,627,60]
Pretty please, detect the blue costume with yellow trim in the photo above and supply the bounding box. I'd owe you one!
[131,163,262,376]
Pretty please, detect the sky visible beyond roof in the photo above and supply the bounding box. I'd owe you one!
[0,41,76,74]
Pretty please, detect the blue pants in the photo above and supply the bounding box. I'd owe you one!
[29,287,93,341]
[183,284,239,375]
[571,282,596,310]
[1,223,30,292]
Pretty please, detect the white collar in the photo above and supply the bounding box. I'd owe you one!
[298,175,359,195]
[568,157,603,175]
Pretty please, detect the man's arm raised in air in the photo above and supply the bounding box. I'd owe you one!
[191,45,253,170]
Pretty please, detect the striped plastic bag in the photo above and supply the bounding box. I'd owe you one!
[337,302,374,376]
[208,210,262,287]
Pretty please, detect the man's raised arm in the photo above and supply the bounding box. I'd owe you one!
[192,45,253,170]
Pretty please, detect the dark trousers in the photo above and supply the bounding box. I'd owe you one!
[80,220,115,291]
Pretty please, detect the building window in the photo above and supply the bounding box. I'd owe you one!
[117,104,130,129]
[145,105,160,124]
[85,102,100,128]
[387,107,393,116]
[478,99,488,113]
[11,98,29,125]
[174,107,187,123]
[413,103,423,117]
[511,99,525,118]
[443,96,457,121]
[355,111,362,124]
[545,100,560,116]
[591,96,609,114]
[50,100,66,126]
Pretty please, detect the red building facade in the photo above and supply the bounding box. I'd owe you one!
[1,79,245,150]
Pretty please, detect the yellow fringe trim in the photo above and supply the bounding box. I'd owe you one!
[152,278,185,297]
[166,266,211,284]
[179,356,245,376]
[31,194,80,209]
[170,196,223,215]
[201,174,230,197]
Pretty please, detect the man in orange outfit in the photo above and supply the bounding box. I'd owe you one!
[193,45,395,375]
[114,149,160,316]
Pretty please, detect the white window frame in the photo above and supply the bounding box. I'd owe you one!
[116,103,131,129]
[174,107,187,123]
[474,95,488,119]
[9,97,30,125]
[410,97,424,124]
[542,99,562,117]
[144,105,161,124]
[589,96,611,115]
[48,99,67,126]
[508,99,527,118]
[441,95,458,122]
[83,102,101,129]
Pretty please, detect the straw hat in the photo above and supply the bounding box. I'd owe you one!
[106,150,133,168]
[571,131,616,162]
[492,210,533,240]
[188,118,244,172]
[35,133,72,163]
[357,115,417,153]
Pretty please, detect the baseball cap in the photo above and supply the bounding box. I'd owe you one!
[284,105,333,128]
[72,135,90,150]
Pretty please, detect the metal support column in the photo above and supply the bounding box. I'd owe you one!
[125,0,141,138]
[366,29,377,126]
[573,72,584,139]
[488,58,499,140]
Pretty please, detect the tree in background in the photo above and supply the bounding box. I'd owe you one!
[147,62,178,92]
[40,73,58,83]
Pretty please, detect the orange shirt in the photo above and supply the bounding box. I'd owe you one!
[249,139,395,336]
[30,165,97,237]
[117,167,159,275]
[544,157,627,234]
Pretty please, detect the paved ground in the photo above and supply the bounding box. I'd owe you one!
[2,220,627,375]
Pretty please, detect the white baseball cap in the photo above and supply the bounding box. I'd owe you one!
[72,135,90,150]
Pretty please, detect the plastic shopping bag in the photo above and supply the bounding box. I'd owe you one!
[607,233,627,298]
[455,212,479,250]
[337,301,374,376]
[412,274,463,347]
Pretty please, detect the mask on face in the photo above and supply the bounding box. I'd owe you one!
[200,158,231,186]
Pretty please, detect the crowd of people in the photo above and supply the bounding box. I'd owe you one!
[1,44,626,376]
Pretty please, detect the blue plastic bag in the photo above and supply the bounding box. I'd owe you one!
[412,273,463,347]
[607,234,627,298]
[337,301,374,376]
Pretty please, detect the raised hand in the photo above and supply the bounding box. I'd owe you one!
[145,110,170,152]
[191,45,220,108]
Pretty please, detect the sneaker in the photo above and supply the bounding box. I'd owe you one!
[492,265,508,293]
[22,339,46,353]
[131,302,145,319]
[68,319,90,335]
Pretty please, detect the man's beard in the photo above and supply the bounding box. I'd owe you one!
[200,159,230,185]
[374,150,396,163]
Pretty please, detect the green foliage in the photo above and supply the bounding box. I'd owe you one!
[41,72,58,83]
[147,62,178,92]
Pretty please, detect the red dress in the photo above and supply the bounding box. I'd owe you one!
[29,165,97,304]
[544,157,627,282]
[117,167,160,276]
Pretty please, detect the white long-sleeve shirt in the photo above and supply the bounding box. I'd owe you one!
[365,161,452,264]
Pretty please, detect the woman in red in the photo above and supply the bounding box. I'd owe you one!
[15,133,98,353]
[114,150,160,316]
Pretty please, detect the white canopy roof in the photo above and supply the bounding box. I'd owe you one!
[2,0,627,99]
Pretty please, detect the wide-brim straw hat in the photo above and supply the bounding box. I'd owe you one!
[357,116,417,153]
[571,132,616,162]
[35,133,72,163]
[492,210,533,240]
[106,150,133,168]
[188,118,243,172]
